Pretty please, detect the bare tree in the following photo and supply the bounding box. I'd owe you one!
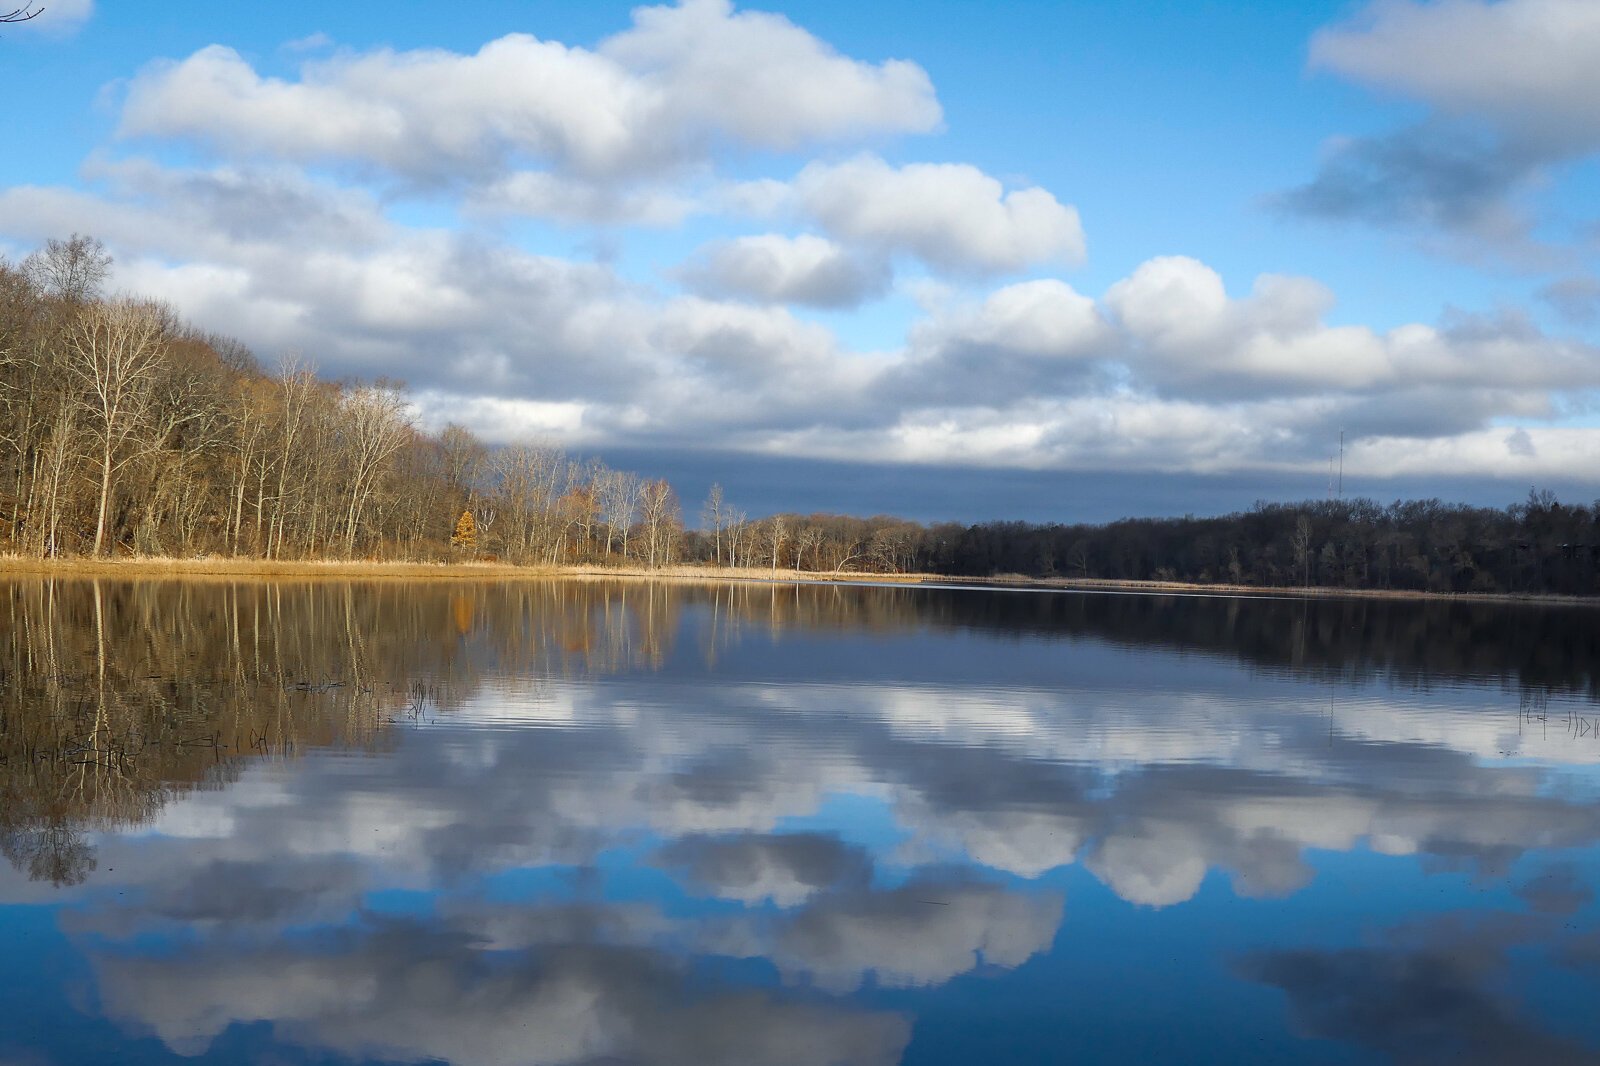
[66,300,169,555]
[491,441,571,563]
[23,234,110,305]
[724,508,749,568]
[226,381,271,554]
[265,356,316,558]
[596,467,639,559]
[701,483,725,565]
[795,524,823,572]
[339,383,412,556]
[637,478,678,569]
[439,422,487,508]
[766,514,788,575]
[33,396,77,557]
[1,6,44,23]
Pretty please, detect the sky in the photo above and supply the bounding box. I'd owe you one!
[2,0,1599,521]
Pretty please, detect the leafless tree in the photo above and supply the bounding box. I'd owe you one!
[765,514,788,575]
[23,234,110,305]
[440,422,487,507]
[596,467,639,559]
[339,384,412,556]
[795,524,823,572]
[638,478,678,569]
[66,300,169,555]
[1,6,44,24]
[701,483,725,565]
[724,508,750,568]
[265,356,316,558]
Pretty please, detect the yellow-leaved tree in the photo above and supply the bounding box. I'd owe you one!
[450,509,478,553]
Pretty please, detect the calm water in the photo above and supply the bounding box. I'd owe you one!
[3,579,1600,1065]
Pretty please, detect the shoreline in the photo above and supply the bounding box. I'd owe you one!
[0,554,1594,607]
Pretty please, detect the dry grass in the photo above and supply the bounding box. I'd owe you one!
[0,554,1587,604]
[0,554,915,587]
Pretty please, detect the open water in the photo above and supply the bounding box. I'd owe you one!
[2,578,1599,1064]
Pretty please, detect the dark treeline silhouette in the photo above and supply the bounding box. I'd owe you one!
[4,235,1597,594]
[911,494,1600,596]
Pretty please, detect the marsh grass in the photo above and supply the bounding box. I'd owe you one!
[0,553,1583,604]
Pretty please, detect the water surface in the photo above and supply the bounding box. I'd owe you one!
[3,579,1599,1064]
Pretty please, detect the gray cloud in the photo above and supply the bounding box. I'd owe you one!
[94,925,912,1066]
[3,0,1598,483]
[1514,862,1594,916]
[1540,276,1600,325]
[792,155,1086,276]
[1239,914,1600,1065]
[1278,123,1538,238]
[1310,0,1600,156]
[766,879,1065,992]
[654,831,873,905]
[7,616,1600,1063]
[1291,1,1600,261]
[678,234,891,308]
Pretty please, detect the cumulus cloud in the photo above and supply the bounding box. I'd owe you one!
[887,279,1111,405]
[468,171,701,227]
[118,0,939,185]
[1540,275,1600,325]
[4,0,1596,482]
[1291,0,1600,256]
[678,234,890,307]
[1240,914,1599,1065]
[1278,122,1540,245]
[767,881,1065,992]
[1,146,1595,480]
[93,930,912,1066]
[7,0,91,34]
[1310,0,1600,154]
[793,155,1086,275]
[654,832,873,906]
[1105,255,1598,398]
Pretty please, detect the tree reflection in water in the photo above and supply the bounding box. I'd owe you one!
[1,577,1598,1065]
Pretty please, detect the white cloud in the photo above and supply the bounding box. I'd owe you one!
[94,937,911,1066]
[600,0,940,151]
[118,1,939,185]
[468,171,701,227]
[888,279,1110,404]
[654,833,871,906]
[2,153,1597,481]
[917,279,1107,358]
[793,155,1086,275]
[1105,255,1598,398]
[7,0,91,34]
[770,883,1064,992]
[679,233,890,307]
[1311,0,1600,153]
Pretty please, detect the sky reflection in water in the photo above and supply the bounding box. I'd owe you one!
[2,579,1599,1065]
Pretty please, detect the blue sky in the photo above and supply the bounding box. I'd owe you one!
[3,0,1599,519]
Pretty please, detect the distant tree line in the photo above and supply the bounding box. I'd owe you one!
[3,235,1598,594]
[908,495,1600,596]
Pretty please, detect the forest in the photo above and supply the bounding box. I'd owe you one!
[2,234,1598,595]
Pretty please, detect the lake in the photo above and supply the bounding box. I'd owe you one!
[3,578,1599,1065]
